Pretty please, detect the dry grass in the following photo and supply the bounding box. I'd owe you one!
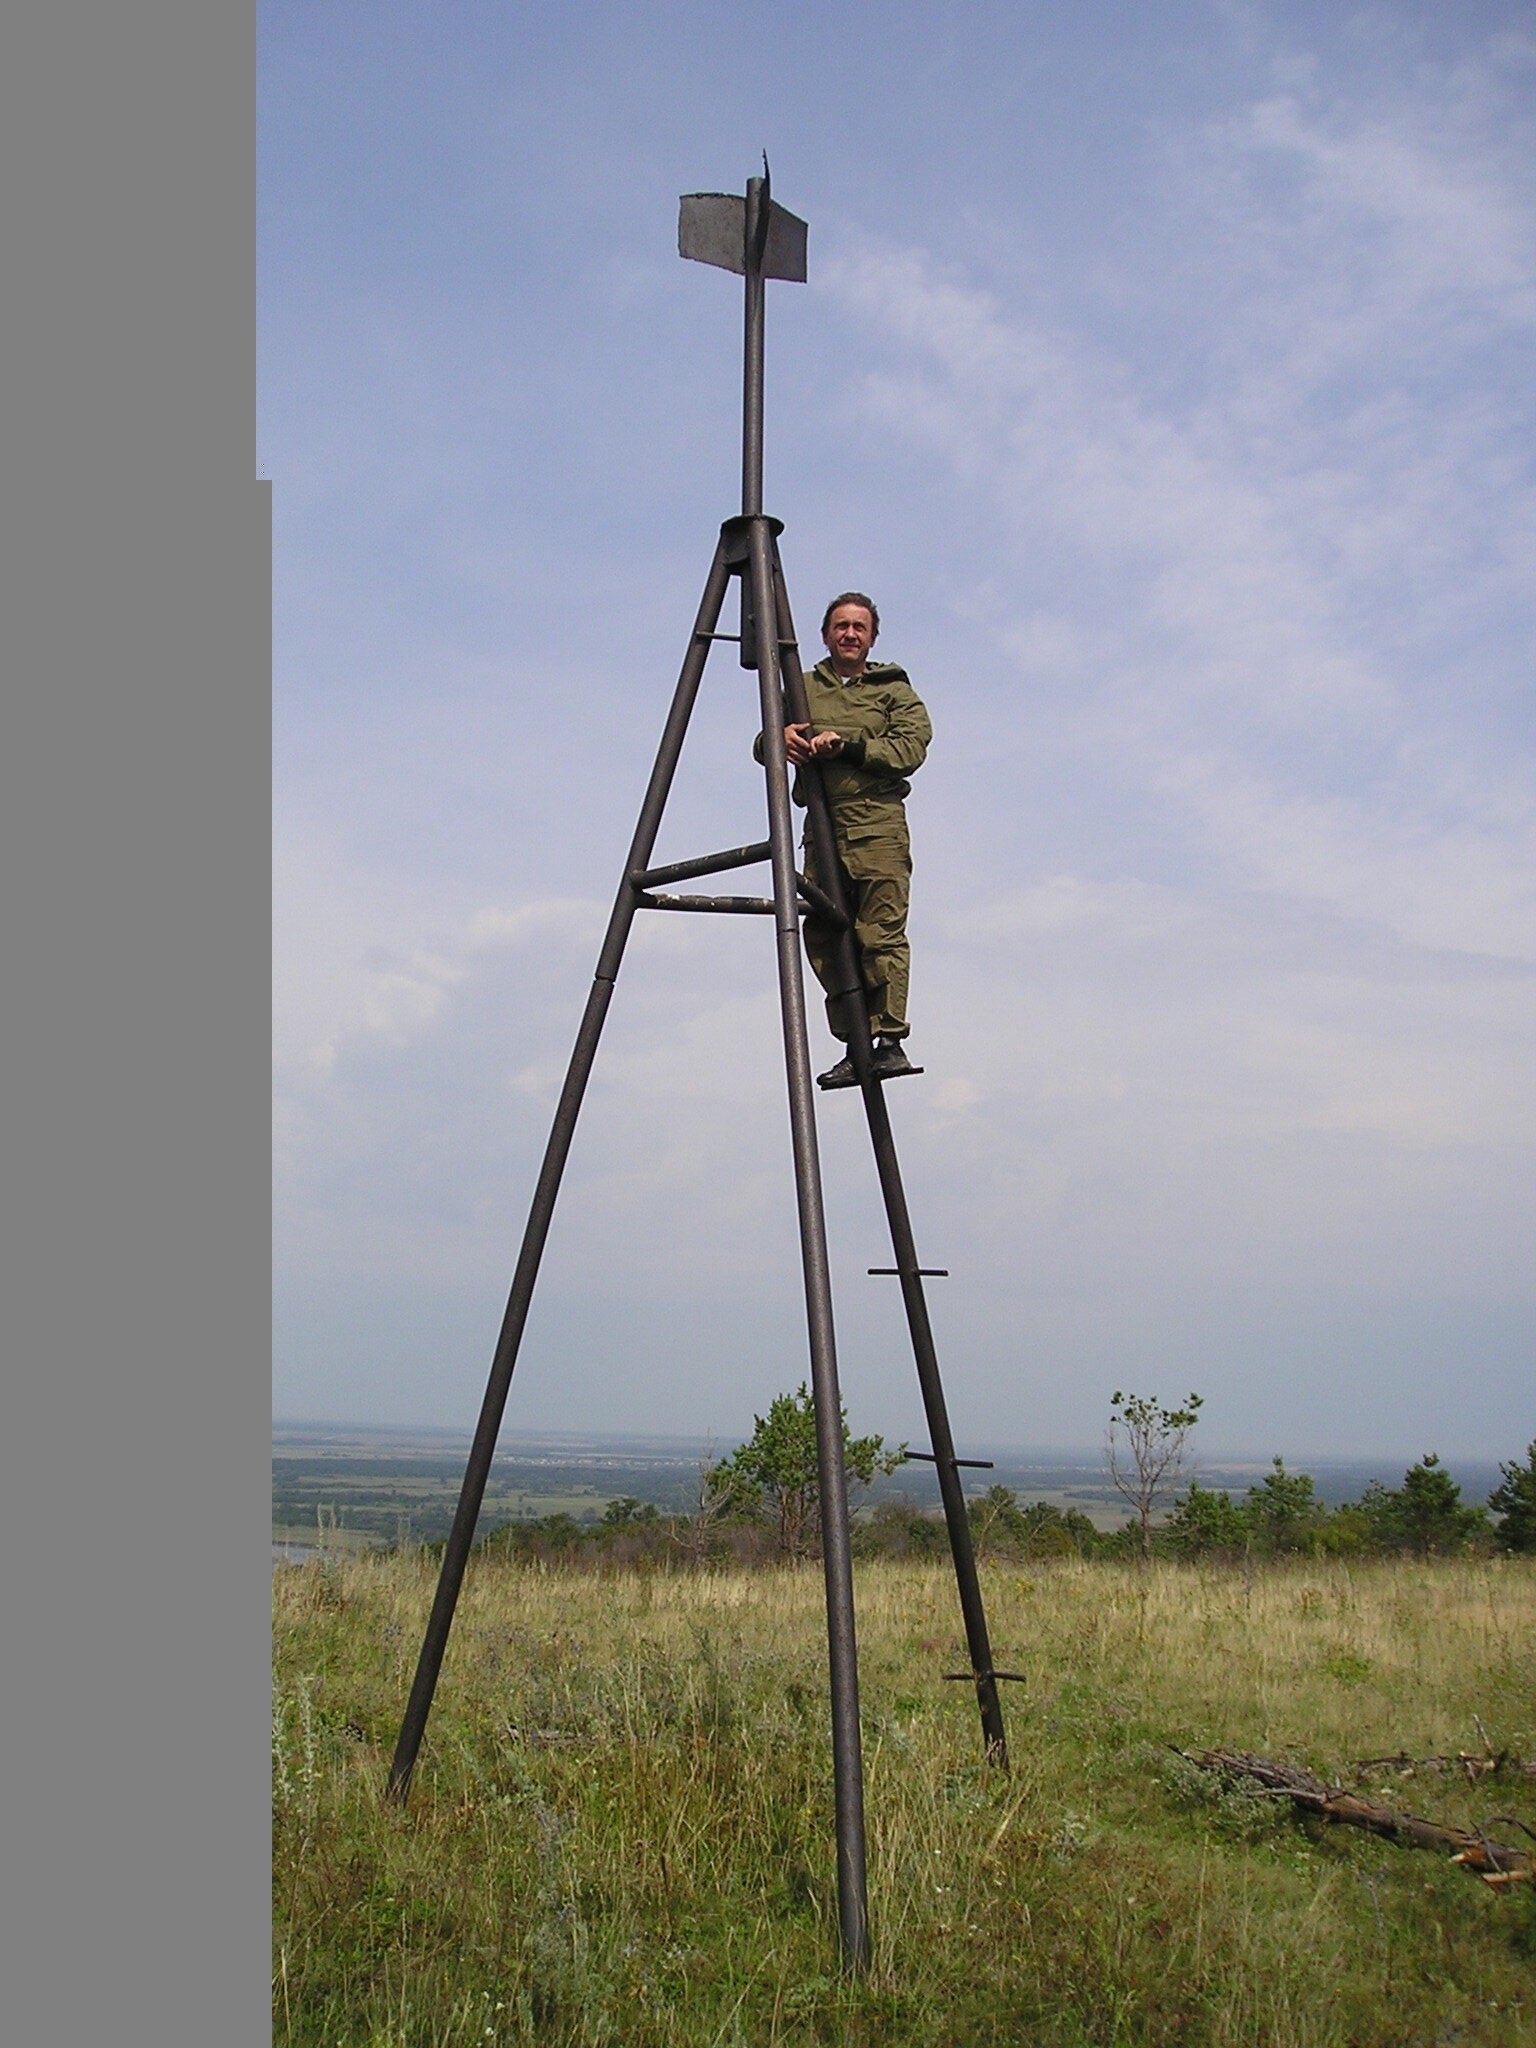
[274,1552,1536,2045]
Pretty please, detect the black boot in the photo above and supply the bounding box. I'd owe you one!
[871,1037,920,1080]
[816,1052,859,1090]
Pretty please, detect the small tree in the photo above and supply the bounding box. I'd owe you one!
[1105,1389,1203,1563]
[856,1499,949,1560]
[711,1385,902,1562]
[1015,1500,1099,1559]
[1489,1441,1536,1554]
[970,1487,1099,1561]
[600,1496,659,1532]
[1166,1480,1247,1560]
[1392,1454,1487,1559]
[1344,1457,1487,1558]
[1316,1502,1374,1556]
[968,1484,1029,1560]
[1350,1478,1403,1553]
[1244,1458,1324,1556]
[674,1444,735,1565]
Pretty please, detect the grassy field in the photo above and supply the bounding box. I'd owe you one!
[273,1552,1536,2046]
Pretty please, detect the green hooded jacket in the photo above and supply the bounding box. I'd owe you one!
[756,659,931,820]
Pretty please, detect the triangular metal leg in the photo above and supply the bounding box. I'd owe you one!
[741,514,870,1964]
[387,534,736,1803]
[387,509,1009,1981]
[386,516,874,1970]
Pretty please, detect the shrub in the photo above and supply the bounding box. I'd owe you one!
[1165,1481,1248,1560]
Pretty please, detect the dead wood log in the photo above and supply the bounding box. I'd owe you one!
[1177,1747,1534,1889]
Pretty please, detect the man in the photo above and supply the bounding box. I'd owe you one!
[765,591,932,1089]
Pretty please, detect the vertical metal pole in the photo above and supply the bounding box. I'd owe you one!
[741,176,766,518]
[749,514,870,1970]
[387,541,735,1801]
[771,553,1010,1766]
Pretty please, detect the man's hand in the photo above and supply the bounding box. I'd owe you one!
[783,722,845,764]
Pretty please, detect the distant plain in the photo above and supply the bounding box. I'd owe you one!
[272,1421,1504,1553]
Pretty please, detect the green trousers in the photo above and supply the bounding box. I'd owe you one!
[802,805,912,1042]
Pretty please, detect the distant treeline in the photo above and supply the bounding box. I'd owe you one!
[447,1442,1536,1570]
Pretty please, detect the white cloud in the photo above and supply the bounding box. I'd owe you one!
[273,816,469,1085]
[1162,753,1536,964]
[269,8,1535,1450]
[1236,79,1536,326]
[820,39,1535,1003]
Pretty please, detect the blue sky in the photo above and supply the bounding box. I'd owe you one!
[266,2,1534,1459]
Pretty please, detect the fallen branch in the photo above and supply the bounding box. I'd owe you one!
[1354,1751,1536,1785]
[1177,1747,1534,1890]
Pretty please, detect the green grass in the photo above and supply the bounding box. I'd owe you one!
[274,1554,1536,2046]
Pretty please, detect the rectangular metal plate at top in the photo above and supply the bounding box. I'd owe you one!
[678,193,808,281]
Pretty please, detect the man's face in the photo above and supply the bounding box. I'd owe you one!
[824,604,876,675]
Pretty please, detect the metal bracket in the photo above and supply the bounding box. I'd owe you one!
[718,513,784,564]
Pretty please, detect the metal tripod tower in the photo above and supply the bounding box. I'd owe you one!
[387,167,1011,1973]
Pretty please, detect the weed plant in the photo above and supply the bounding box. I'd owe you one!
[274,1554,1536,2046]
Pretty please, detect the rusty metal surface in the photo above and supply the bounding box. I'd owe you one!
[635,891,775,913]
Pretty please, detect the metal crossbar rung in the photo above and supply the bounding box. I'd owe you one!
[631,841,771,891]
[795,874,848,928]
[636,892,776,914]
[699,632,742,641]
[901,1450,994,1470]
[943,1670,1028,1685]
[868,1267,948,1278]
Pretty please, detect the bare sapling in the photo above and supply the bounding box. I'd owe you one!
[1106,1389,1203,1564]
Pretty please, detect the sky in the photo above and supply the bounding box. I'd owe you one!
[265,1,1534,1461]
